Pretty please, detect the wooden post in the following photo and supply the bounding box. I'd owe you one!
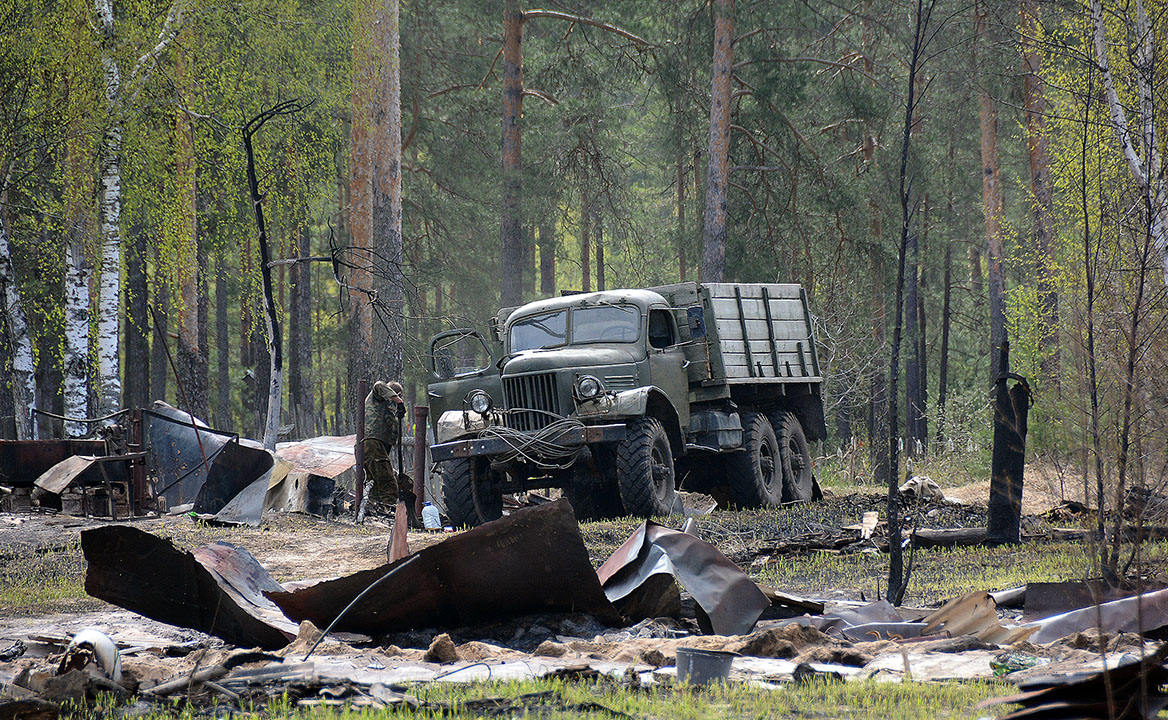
[413,405,428,518]
[987,341,1032,545]
[354,378,367,521]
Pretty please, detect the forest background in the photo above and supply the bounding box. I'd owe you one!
[1,0,1165,525]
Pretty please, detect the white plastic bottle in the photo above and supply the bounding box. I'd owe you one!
[421,501,441,529]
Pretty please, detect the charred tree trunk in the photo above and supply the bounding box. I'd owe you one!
[538,220,555,296]
[701,0,733,283]
[987,342,1030,545]
[124,223,149,412]
[244,101,304,449]
[500,0,524,307]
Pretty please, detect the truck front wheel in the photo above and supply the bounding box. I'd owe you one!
[773,412,813,502]
[616,417,680,517]
[439,457,503,527]
[728,412,782,508]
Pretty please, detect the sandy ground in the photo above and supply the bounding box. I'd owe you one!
[942,462,1092,516]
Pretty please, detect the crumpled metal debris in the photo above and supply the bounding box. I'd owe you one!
[979,643,1168,719]
[269,499,619,634]
[921,591,1035,644]
[81,525,300,649]
[1024,586,1168,644]
[596,521,770,636]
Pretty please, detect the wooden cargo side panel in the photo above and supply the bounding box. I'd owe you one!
[704,283,821,383]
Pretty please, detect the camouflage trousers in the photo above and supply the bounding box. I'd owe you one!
[362,438,413,504]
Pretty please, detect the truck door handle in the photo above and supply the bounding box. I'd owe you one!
[428,391,443,399]
[681,360,691,369]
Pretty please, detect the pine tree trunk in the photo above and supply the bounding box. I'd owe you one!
[701,0,733,283]
[539,220,555,295]
[1021,0,1057,381]
[289,225,315,436]
[372,0,404,385]
[0,167,36,438]
[917,196,929,445]
[499,0,524,306]
[349,3,374,421]
[124,223,149,412]
[677,154,687,281]
[937,240,952,443]
[580,183,590,292]
[594,204,605,291]
[904,226,920,457]
[215,249,230,429]
[175,93,208,420]
[976,0,1008,380]
[150,253,170,404]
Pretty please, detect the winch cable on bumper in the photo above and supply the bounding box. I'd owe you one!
[430,420,627,468]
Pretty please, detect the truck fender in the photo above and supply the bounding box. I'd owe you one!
[597,386,684,454]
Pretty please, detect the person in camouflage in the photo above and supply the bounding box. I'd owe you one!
[360,380,412,506]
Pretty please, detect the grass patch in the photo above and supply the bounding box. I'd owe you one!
[754,539,1168,606]
[78,677,1015,720]
[0,538,97,616]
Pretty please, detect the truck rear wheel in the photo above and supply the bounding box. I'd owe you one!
[728,412,782,508]
[616,417,680,517]
[439,457,503,527]
[773,412,813,502]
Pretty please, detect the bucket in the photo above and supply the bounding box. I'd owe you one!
[675,647,736,685]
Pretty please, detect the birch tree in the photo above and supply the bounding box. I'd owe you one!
[1091,0,1168,290]
[92,0,186,419]
[0,166,35,438]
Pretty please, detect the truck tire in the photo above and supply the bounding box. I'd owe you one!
[439,457,503,527]
[616,417,680,517]
[728,412,782,508]
[772,412,813,502]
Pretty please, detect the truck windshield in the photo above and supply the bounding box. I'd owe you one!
[509,305,640,352]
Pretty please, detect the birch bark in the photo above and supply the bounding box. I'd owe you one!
[0,168,36,438]
[1091,0,1168,289]
[93,0,186,419]
[63,236,91,436]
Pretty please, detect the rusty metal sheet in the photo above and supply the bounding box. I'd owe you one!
[275,435,356,479]
[0,439,106,486]
[145,403,235,507]
[81,525,298,649]
[33,455,101,494]
[269,499,618,634]
[922,591,1035,644]
[597,521,770,636]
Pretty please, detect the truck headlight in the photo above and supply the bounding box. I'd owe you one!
[574,374,603,400]
[467,390,492,415]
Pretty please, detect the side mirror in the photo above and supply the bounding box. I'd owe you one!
[687,306,707,339]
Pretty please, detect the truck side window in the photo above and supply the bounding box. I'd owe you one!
[648,309,674,349]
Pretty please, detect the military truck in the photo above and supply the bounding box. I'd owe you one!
[426,282,826,526]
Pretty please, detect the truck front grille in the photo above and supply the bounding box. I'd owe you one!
[503,373,561,431]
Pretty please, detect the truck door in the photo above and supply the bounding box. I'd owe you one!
[646,307,691,428]
[427,329,502,426]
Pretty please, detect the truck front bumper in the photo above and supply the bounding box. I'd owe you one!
[430,423,628,463]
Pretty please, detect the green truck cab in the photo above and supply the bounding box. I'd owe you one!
[426,282,827,526]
